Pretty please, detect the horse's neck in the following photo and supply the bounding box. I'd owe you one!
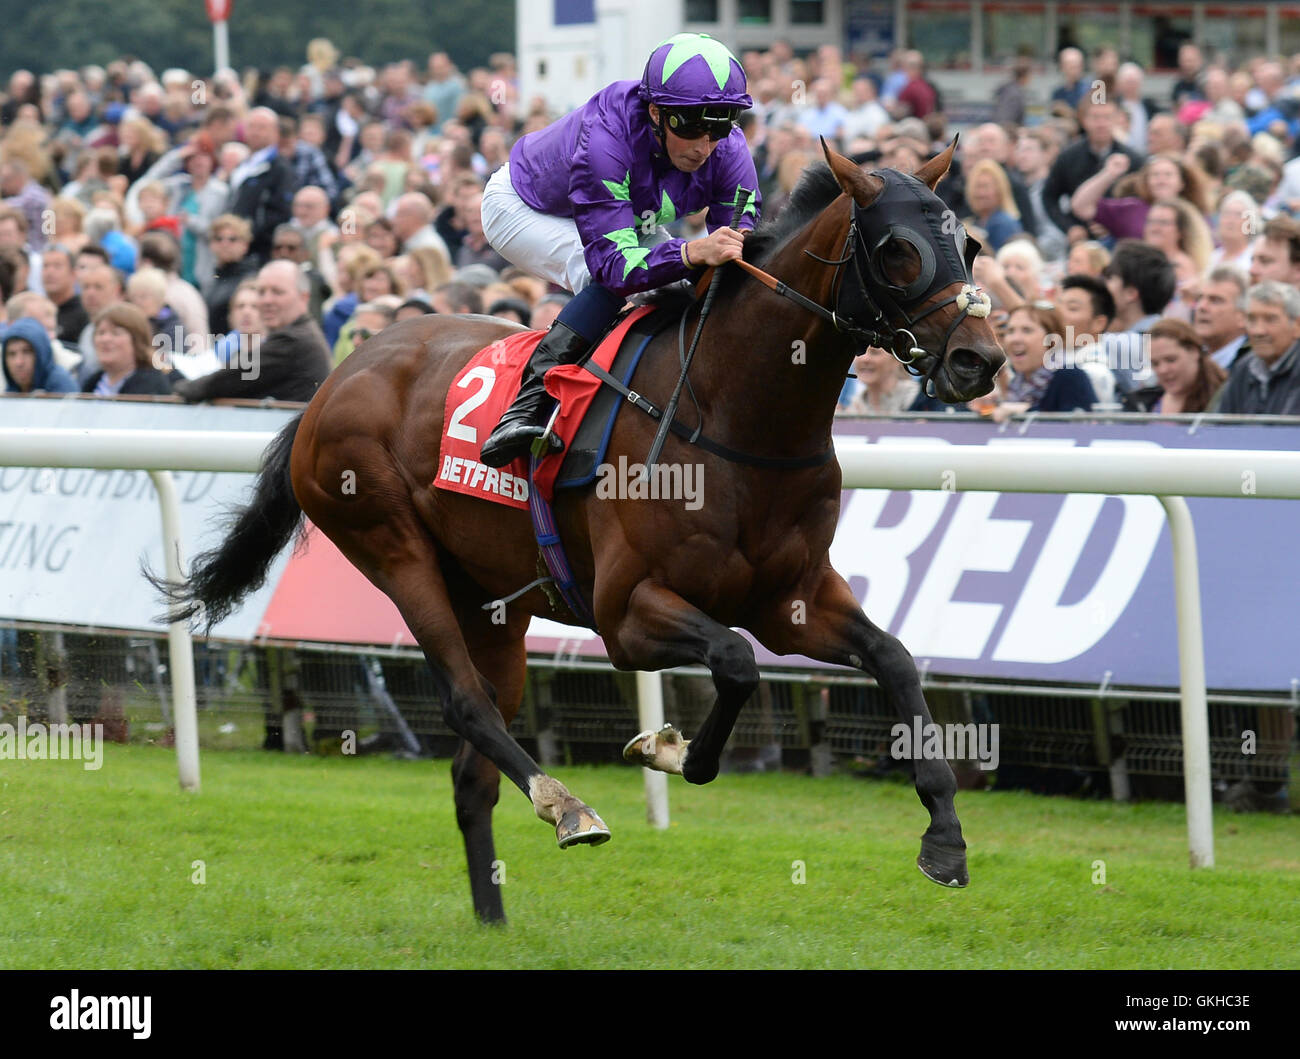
[693,198,858,457]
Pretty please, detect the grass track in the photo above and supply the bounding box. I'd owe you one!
[0,746,1296,969]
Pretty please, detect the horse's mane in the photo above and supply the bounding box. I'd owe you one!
[640,161,844,315]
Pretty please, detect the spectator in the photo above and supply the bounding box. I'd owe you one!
[487,297,531,326]
[290,185,337,258]
[40,244,90,344]
[74,263,125,383]
[1143,198,1213,291]
[213,280,263,367]
[203,213,259,335]
[139,231,209,339]
[1102,240,1177,394]
[1050,47,1090,117]
[1193,267,1250,371]
[893,51,937,119]
[401,245,453,304]
[963,160,1023,252]
[5,291,81,377]
[996,240,1046,302]
[226,107,298,263]
[992,56,1033,129]
[2,316,77,393]
[269,223,330,320]
[280,114,340,207]
[530,291,571,331]
[173,260,332,403]
[1214,280,1300,415]
[1012,129,1069,261]
[391,191,451,259]
[126,266,184,351]
[364,217,400,259]
[81,302,173,396]
[117,117,164,187]
[129,133,228,288]
[846,345,919,413]
[1171,44,1206,108]
[993,303,1096,420]
[1067,239,1111,277]
[1247,215,1300,286]
[1055,272,1119,404]
[1210,190,1258,274]
[1071,152,1212,242]
[452,187,508,270]
[1041,98,1143,238]
[841,77,890,141]
[798,79,847,143]
[1123,317,1226,413]
[49,197,89,255]
[320,244,381,347]
[333,297,399,366]
[0,159,52,251]
[430,280,482,315]
[1114,62,1156,154]
[1145,114,1188,157]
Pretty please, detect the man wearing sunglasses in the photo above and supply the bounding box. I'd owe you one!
[478,32,761,468]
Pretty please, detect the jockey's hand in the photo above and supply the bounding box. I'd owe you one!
[686,226,746,267]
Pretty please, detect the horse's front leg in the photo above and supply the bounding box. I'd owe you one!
[601,579,760,786]
[754,567,969,888]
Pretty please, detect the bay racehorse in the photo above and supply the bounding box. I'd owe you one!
[161,141,1004,923]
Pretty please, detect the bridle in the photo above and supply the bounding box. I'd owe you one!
[735,169,991,396]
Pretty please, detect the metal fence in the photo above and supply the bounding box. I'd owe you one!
[0,625,1293,810]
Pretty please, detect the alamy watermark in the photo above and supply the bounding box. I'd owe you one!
[890,718,1000,771]
[594,455,704,510]
[1043,329,1150,374]
[152,331,262,381]
[0,717,104,770]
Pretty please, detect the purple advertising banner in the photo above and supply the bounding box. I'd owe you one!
[527,417,1300,694]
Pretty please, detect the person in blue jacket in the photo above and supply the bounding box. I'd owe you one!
[2,316,78,394]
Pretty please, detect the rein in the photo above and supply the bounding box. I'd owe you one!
[732,192,991,396]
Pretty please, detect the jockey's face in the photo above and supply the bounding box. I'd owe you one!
[649,104,722,173]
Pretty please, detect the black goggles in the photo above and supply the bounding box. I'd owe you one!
[663,107,739,141]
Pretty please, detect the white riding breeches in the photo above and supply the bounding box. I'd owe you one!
[481,164,594,293]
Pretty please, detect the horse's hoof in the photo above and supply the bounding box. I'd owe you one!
[623,724,689,775]
[556,804,611,849]
[917,838,969,888]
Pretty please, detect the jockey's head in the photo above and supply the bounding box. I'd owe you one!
[640,33,752,170]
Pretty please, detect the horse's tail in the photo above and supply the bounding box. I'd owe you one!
[149,412,305,630]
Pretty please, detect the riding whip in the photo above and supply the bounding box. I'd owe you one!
[642,187,752,482]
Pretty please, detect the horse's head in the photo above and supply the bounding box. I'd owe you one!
[821,138,1006,403]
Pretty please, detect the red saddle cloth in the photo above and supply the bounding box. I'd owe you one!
[434,306,653,509]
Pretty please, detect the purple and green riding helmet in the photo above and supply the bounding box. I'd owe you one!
[640,32,753,139]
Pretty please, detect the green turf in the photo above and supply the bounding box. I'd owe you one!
[0,745,1295,969]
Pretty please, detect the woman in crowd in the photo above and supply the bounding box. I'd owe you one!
[1070,151,1212,241]
[996,239,1048,303]
[992,303,1096,421]
[846,345,920,414]
[1209,189,1258,273]
[129,134,229,288]
[117,116,165,187]
[1066,240,1111,278]
[81,303,172,396]
[203,213,258,335]
[401,245,453,304]
[1122,317,1227,413]
[962,159,1023,252]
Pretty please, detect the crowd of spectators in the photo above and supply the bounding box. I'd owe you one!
[2,37,1299,419]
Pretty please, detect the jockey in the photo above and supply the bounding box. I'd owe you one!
[478,32,761,467]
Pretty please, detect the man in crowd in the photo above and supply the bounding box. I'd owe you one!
[1215,281,1300,414]
[39,244,89,344]
[1041,97,1143,239]
[172,259,331,403]
[226,107,299,264]
[1101,240,1176,395]
[1192,267,1250,370]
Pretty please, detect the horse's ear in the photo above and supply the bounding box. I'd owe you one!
[820,136,884,208]
[914,136,958,192]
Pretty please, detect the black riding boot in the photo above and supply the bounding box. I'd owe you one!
[479,321,591,468]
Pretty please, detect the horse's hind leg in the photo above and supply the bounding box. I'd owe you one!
[452,619,526,925]
[308,505,609,854]
[605,580,759,786]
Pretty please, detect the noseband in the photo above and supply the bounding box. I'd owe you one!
[749,169,991,396]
